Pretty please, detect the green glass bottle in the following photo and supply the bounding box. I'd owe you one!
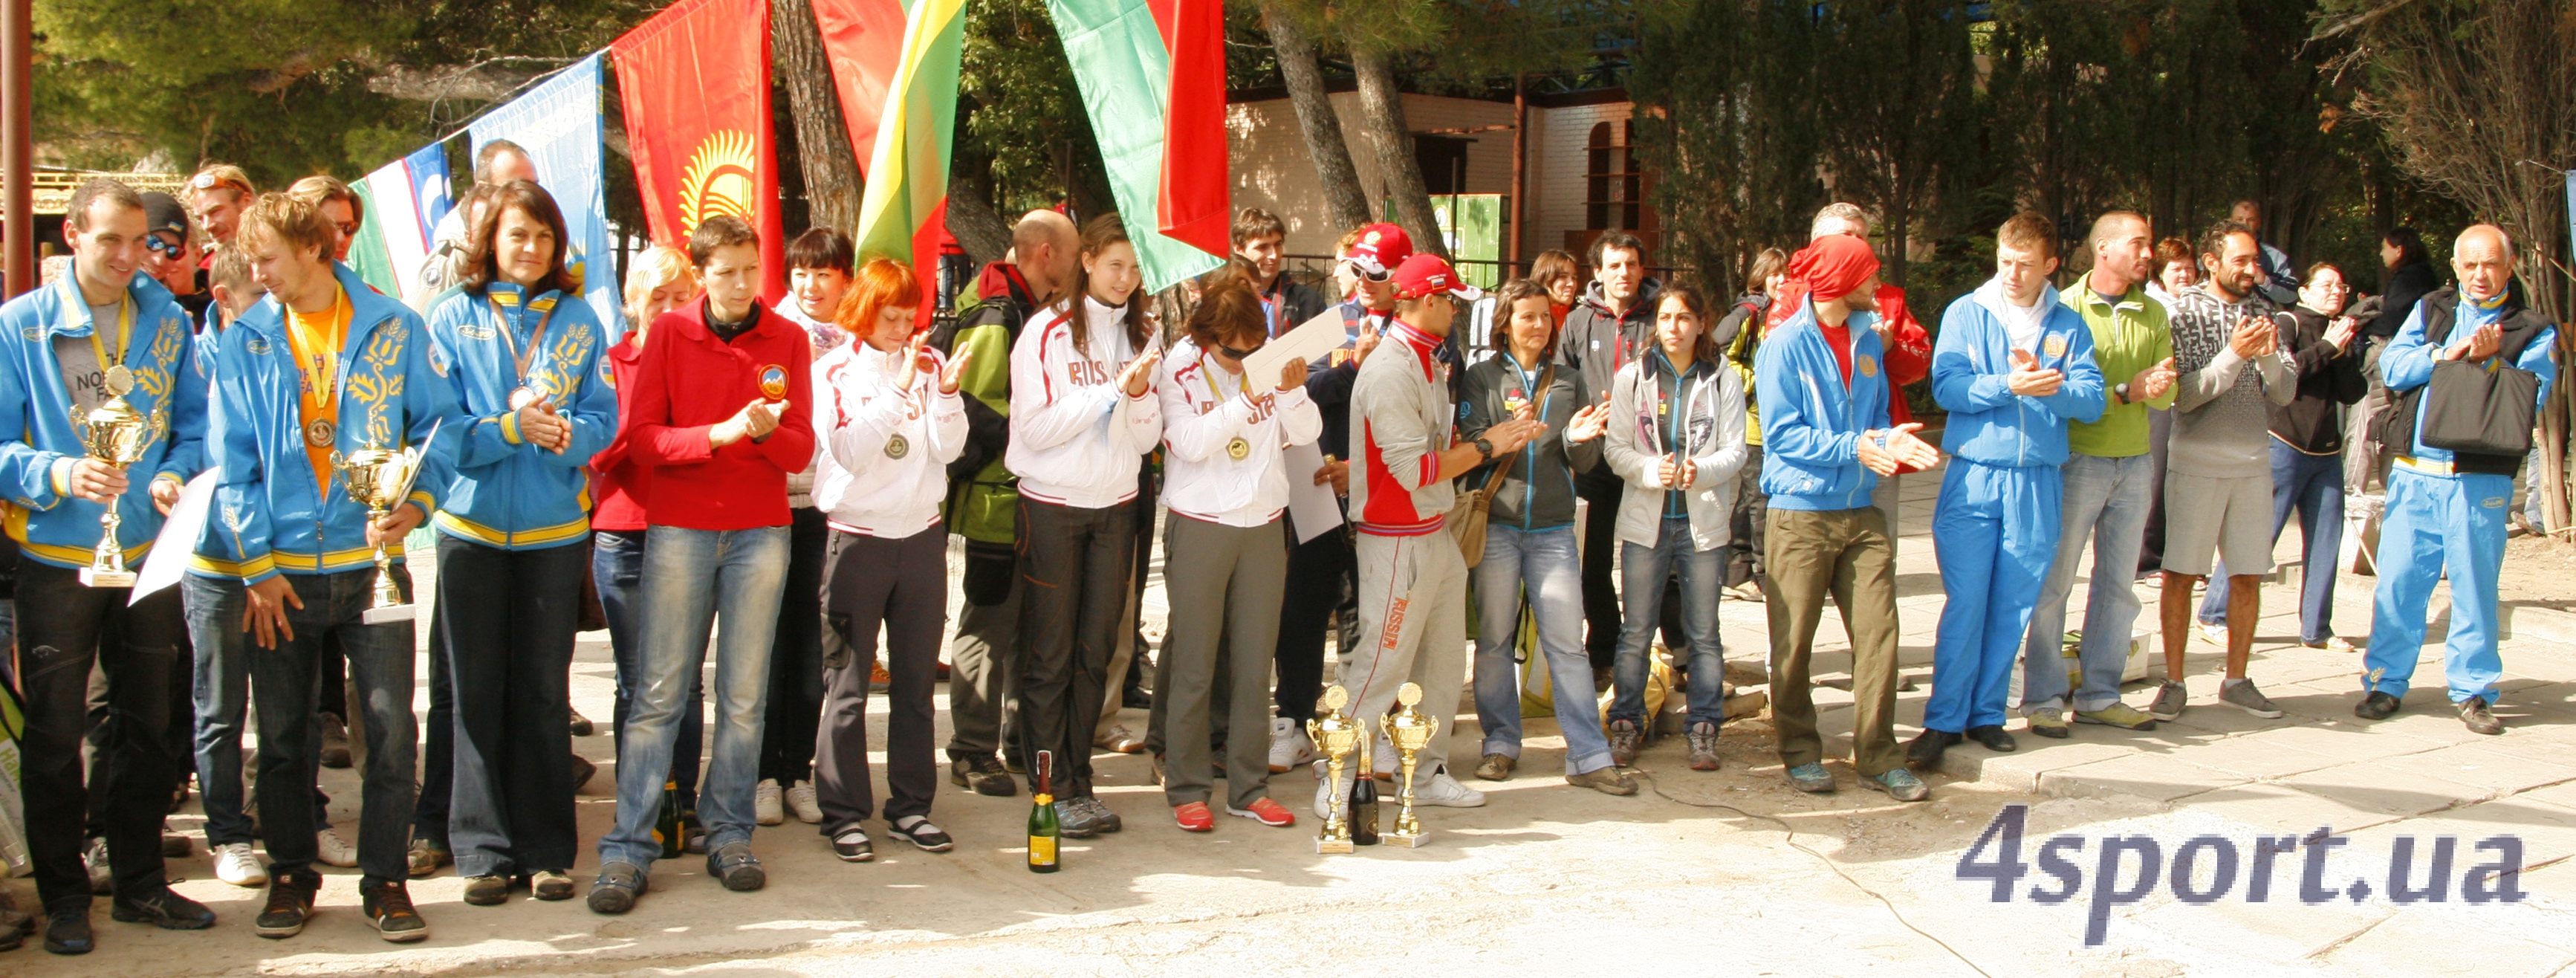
[1028,750,1060,873]
[1350,771,1381,846]
[654,780,684,858]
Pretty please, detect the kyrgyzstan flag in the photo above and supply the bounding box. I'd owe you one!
[1048,0,1226,294]
[610,0,787,299]
[849,0,968,331]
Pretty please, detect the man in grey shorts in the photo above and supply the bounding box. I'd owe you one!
[2155,220,2295,720]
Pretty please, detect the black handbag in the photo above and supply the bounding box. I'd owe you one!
[2418,358,2538,457]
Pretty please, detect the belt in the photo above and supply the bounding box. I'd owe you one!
[2392,455,2453,476]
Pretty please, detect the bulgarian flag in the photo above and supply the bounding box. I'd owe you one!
[850,0,968,331]
[1048,0,1227,294]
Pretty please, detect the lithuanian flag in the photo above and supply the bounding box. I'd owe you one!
[851,0,970,327]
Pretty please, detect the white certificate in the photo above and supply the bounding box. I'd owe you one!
[129,470,218,605]
[1242,309,1351,384]
[1282,440,1344,544]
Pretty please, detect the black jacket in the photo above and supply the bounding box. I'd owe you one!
[2366,259,2438,342]
[1554,277,1661,489]
[2268,305,2368,454]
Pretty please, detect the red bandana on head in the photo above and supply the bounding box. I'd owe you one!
[1788,235,1882,304]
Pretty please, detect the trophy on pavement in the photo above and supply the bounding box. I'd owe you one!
[1306,685,1363,855]
[1383,682,1438,847]
[68,369,166,588]
[330,423,435,624]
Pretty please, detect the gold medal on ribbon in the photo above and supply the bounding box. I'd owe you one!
[886,433,909,459]
[509,386,539,410]
[103,365,134,397]
[1226,436,1251,461]
[305,417,336,450]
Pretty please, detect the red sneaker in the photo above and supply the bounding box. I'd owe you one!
[1173,801,1216,832]
[1226,797,1297,828]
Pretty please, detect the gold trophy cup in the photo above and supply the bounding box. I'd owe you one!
[68,377,167,588]
[331,441,429,624]
[1305,685,1363,855]
[1382,682,1438,847]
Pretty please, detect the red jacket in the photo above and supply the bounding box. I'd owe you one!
[608,299,817,531]
[588,337,652,532]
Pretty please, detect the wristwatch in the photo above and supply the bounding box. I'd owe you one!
[2114,382,2131,405]
[1473,437,1496,460]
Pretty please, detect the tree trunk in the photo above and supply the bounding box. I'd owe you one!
[946,149,1012,270]
[773,0,864,235]
[1262,1,1369,232]
[1344,39,1447,260]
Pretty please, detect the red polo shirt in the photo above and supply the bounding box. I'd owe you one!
[611,299,817,531]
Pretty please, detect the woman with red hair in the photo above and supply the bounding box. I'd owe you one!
[809,258,974,861]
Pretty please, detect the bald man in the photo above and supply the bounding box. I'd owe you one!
[2358,224,2557,736]
[935,210,1080,795]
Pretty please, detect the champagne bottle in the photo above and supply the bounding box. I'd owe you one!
[1350,769,1381,846]
[1028,750,1060,873]
[655,781,684,859]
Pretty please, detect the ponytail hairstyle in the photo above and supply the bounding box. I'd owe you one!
[1054,213,1151,354]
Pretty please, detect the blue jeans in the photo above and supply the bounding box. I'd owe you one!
[1610,518,1725,728]
[2198,441,2344,643]
[593,529,703,811]
[2022,453,2152,713]
[1470,525,1613,775]
[246,568,418,881]
[182,574,256,847]
[597,525,788,872]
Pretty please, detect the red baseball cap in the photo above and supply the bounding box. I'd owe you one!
[1341,223,1413,280]
[1392,253,1485,301]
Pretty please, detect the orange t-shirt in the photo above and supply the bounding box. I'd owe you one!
[284,285,351,494]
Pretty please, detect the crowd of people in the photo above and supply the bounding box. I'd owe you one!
[0,140,2557,957]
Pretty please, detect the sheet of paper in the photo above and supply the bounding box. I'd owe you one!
[129,470,218,606]
[1282,440,1344,544]
[1242,308,1350,384]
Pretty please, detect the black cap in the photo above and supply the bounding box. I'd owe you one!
[140,192,190,239]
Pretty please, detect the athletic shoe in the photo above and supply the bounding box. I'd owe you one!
[753,779,785,826]
[1566,768,1638,795]
[2354,690,2402,720]
[461,875,510,906]
[2074,703,2158,730]
[1095,725,1146,754]
[531,869,576,901]
[950,755,1017,797]
[569,751,597,792]
[1227,797,1297,827]
[1607,719,1641,767]
[1311,761,1350,820]
[316,828,358,868]
[1686,722,1722,771]
[2196,621,2228,647]
[831,830,874,862]
[1473,753,1515,781]
[2460,696,2504,735]
[1905,729,1960,768]
[1078,795,1123,833]
[212,842,267,887]
[1055,799,1101,838]
[255,869,321,939]
[108,888,215,930]
[889,816,955,852]
[318,713,352,769]
[2302,635,2361,652]
[1266,717,1317,774]
[1785,762,1834,794]
[1172,801,1215,832]
[786,781,823,824]
[1966,725,2017,753]
[406,838,451,878]
[1416,772,1487,808]
[2147,681,2188,721]
[708,843,765,891]
[2025,707,2071,739]
[360,878,428,943]
[2219,679,2285,719]
[42,909,90,954]
[1866,768,1930,802]
[1371,740,1398,781]
[587,862,646,914]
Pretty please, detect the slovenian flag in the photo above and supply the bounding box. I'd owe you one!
[1047,0,1227,294]
[850,0,969,331]
[346,143,452,302]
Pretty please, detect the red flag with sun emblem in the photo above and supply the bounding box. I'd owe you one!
[611,0,785,299]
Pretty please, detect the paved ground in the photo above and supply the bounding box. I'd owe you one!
[9,464,2576,975]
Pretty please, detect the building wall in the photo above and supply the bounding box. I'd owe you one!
[1227,92,1517,257]
[1525,101,1638,266]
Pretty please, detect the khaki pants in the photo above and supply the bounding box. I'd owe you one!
[1764,507,1904,777]
[1341,531,1468,791]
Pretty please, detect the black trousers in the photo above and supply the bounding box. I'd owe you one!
[16,562,183,910]
[1014,497,1133,799]
[1578,474,1624,667]
[761,507,828,786]
[814,526,947,831]
[436,537,583,878]
[1271,521,1352,723]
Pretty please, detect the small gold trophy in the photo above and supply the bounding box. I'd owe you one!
[1382,681,1438,847]
[68,370,166,588]
[331,441,429,624]
[1305,685,1363,855]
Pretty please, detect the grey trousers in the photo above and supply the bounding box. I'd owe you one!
[1157,517,1288,809]
[1343,531,1467,791]
[944,587,1019,762]
[814,527,947,832]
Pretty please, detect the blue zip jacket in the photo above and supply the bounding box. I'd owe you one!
[2383,294,2558,467]
[1756,297,1890,511]
[421,283,617,550]
[1930,279,2106,469]
[0,267,210,569]
[192,263,464,584]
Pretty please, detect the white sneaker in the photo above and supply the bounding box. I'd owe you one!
[212,842,267,887]
[1415,772,1487,808]
[316,828,359,868]
[785,781,823,824]
[2196,621,2229,646]
[1310,760,1353,820]
[754,778,785,826]
[1267,717,1315,774]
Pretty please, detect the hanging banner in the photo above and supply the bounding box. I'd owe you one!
[611,0,784,299]
[346,142,452,303]
[850,0,967,330]
[812,0,911,177]
[1149,0,1228,258]
[1048,0,1224,294]
[470,53,624,336]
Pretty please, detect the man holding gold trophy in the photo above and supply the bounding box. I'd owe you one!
[192,192,462,943]
[0,178,214,953]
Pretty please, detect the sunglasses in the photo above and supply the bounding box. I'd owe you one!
[189,173,254,196]
[143,236,184,258]
[1215,340,1263,361]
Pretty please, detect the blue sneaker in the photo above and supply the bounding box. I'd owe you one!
[1866,768,1930,802]
[1785,762,1834,793]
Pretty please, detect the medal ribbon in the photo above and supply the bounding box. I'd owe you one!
[490,293,558,398]
[285,285,351,494]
